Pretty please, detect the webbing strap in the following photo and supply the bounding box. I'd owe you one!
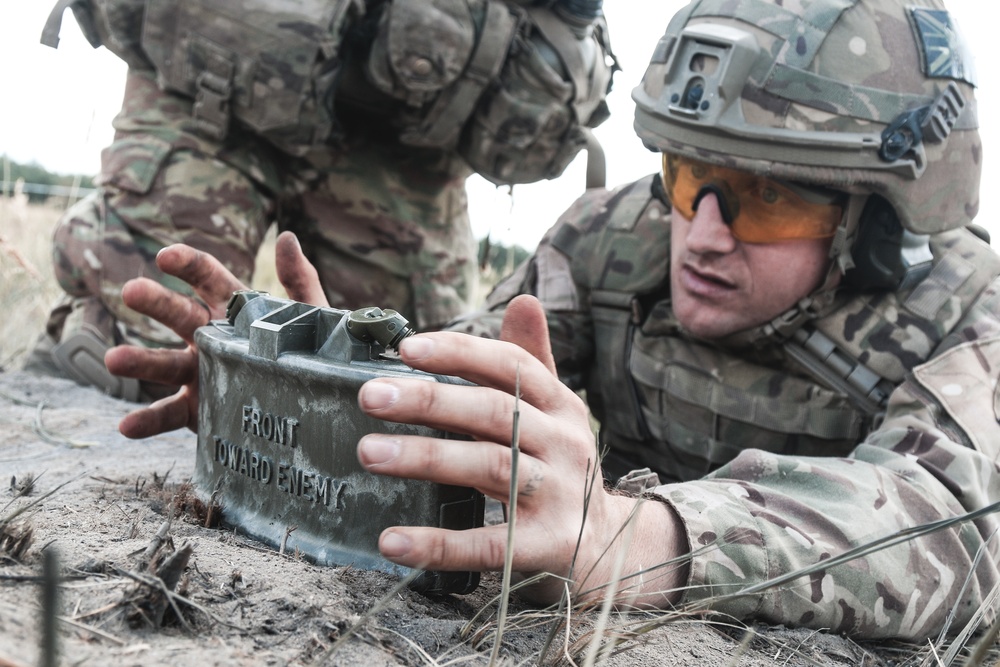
[590,291,649,443]
[41,0,99,49]
[401,0,517,147]
[582,128,606,190]
[640,405,745,467]
[640,404,859,467]
[192,55,235,142]
[528,8,589,113]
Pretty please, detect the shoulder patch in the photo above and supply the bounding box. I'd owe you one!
[908,8,977,86]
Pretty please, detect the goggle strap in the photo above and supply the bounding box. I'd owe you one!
[832,195,867,270]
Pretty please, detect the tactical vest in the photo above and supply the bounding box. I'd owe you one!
[41,0,615,187]
[554,176,1000,483]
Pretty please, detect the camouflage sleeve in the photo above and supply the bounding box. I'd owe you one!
[653,332,1000,640]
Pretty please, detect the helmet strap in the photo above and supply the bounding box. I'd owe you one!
[716,289,838,349]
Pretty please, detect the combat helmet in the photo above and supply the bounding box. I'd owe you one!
[632,0,981,291]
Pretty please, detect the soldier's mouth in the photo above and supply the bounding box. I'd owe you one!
[679,265,737,296]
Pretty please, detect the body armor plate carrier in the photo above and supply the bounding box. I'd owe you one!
[555,176,1000,482]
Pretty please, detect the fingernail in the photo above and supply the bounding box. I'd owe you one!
[359,381,399,410]
[358,436,401,467]
[380,530,412,558]
[400,336,433,362]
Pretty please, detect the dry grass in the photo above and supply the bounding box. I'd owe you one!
[0,196,64,368]
[0,196,286,369]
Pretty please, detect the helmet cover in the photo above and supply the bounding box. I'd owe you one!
[632,0,981,234]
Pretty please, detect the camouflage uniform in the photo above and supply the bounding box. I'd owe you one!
[34,0,615,398]
[447,0,1000,640]
[49,67,476,341]
[451,175,1000,639]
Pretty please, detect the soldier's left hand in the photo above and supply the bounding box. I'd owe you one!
[106,232,327,437]
[356,295,688,605]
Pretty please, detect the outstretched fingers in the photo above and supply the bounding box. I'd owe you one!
[275,231,329,306]
[378,524,514,572]
[358,376,565,451]
[105,344,198,387]
[154,244,248,315]
[121,278,213,344]
[117,390,197,439]
[499,295,557,376]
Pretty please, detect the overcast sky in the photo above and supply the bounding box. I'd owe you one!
[2,1,994,249]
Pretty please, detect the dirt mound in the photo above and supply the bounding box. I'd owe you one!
[0,370,893,666]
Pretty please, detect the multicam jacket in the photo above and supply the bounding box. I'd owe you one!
[451,175,1000,639]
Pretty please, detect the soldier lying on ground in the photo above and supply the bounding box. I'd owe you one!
[28,0,615,401]
[101,0,1000,641]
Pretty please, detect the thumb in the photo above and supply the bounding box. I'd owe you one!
[275,231,329,306]
[500,294,557,376]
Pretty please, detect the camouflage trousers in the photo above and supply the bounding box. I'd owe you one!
[37,68,478,398]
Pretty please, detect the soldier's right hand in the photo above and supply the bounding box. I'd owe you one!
[105,232,327,438]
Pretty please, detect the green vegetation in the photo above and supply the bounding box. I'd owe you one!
[478,236,531,277]
[1,155,96,203]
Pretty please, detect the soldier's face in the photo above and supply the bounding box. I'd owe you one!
[670,193,835,339]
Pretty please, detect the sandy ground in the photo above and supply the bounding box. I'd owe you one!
[0,369,907,666]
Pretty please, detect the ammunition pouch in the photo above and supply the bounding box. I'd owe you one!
[141,0,363,156]
[459,6,614,185]
[44,0,363,157]
[366,0,516,150]
[366,0,614,184]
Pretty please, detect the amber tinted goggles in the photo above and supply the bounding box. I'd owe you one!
[662,154,844,243]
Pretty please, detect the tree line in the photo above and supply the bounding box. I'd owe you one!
[1,155,96,203]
